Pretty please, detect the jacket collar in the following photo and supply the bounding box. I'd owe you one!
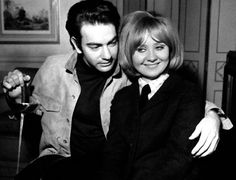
[64,51,122,79]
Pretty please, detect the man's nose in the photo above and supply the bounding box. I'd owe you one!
[102,46,112,60]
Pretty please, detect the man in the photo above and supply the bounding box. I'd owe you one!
[2,0,232,179]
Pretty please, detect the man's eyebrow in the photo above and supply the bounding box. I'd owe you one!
[86,42,101,46]
[86,36,118,46]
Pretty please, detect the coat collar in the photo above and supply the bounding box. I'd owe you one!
[129,73,181,110]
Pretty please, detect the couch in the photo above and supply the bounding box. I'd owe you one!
[1,66,235,180]
[0,67,41,180]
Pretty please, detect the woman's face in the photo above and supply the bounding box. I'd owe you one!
[132,33,170,81]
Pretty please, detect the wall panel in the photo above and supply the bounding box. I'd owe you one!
[207,0,236,106]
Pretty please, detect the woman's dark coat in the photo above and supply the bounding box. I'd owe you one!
[102,72,205,180]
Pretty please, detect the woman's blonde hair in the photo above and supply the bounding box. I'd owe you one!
[118,11,183,78]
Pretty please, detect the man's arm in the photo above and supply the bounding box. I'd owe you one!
[2,69,40,114]
[2,69,31,103]
[205,100,233,130]
[189,100,233,157]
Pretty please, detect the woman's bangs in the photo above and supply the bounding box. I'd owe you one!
[150,24,169,44]
[130,28,146,54]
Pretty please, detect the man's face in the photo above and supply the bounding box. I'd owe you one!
[79,23,118,72]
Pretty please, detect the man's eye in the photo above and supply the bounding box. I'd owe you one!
[89,45,99,49]
[109,40,118,47]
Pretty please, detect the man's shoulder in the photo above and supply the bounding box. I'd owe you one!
[38,51,76,73]
[34,51,75,80]
[44,51,75,66]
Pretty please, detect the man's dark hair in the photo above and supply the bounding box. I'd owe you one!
[65,0,120,49]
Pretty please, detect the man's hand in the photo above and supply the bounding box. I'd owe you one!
[2,69,30,103]
[189,110,221,158]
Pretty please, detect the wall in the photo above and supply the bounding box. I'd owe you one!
[206,0,236,107]
[179,0,208,92]
[1,0,236,107]
[0,0,79,72]
[147,0,236,107]
[0,0,124,73]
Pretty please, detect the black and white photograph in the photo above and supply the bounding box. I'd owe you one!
[0,0,235,180]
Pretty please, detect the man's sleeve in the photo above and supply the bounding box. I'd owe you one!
[205,100,233,130]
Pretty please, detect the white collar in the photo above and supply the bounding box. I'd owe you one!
[138,73,169,99]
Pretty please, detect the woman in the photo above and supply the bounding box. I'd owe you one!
[102,11,205,180]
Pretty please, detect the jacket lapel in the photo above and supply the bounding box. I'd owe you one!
[146,74,179,109]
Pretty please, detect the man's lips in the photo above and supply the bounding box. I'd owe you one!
[99,61,113,67]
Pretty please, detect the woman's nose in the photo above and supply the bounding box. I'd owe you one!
[147,49,157,61]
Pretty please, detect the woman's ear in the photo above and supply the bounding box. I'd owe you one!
[70,37,82,54]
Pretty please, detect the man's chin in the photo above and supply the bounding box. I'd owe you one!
[98,65,114,73]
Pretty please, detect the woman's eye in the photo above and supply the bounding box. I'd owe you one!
[156,45,165,50]
[136,47,146,53]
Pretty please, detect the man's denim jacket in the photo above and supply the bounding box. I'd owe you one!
[30,51,129,157]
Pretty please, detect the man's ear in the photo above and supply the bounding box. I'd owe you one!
[70,37,82,54]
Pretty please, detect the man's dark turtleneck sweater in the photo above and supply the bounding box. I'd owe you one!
[70,55,114,167]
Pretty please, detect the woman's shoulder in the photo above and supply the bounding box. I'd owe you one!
[169,71,201,94]
[175,66,199,84]
[113,81,138,102]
